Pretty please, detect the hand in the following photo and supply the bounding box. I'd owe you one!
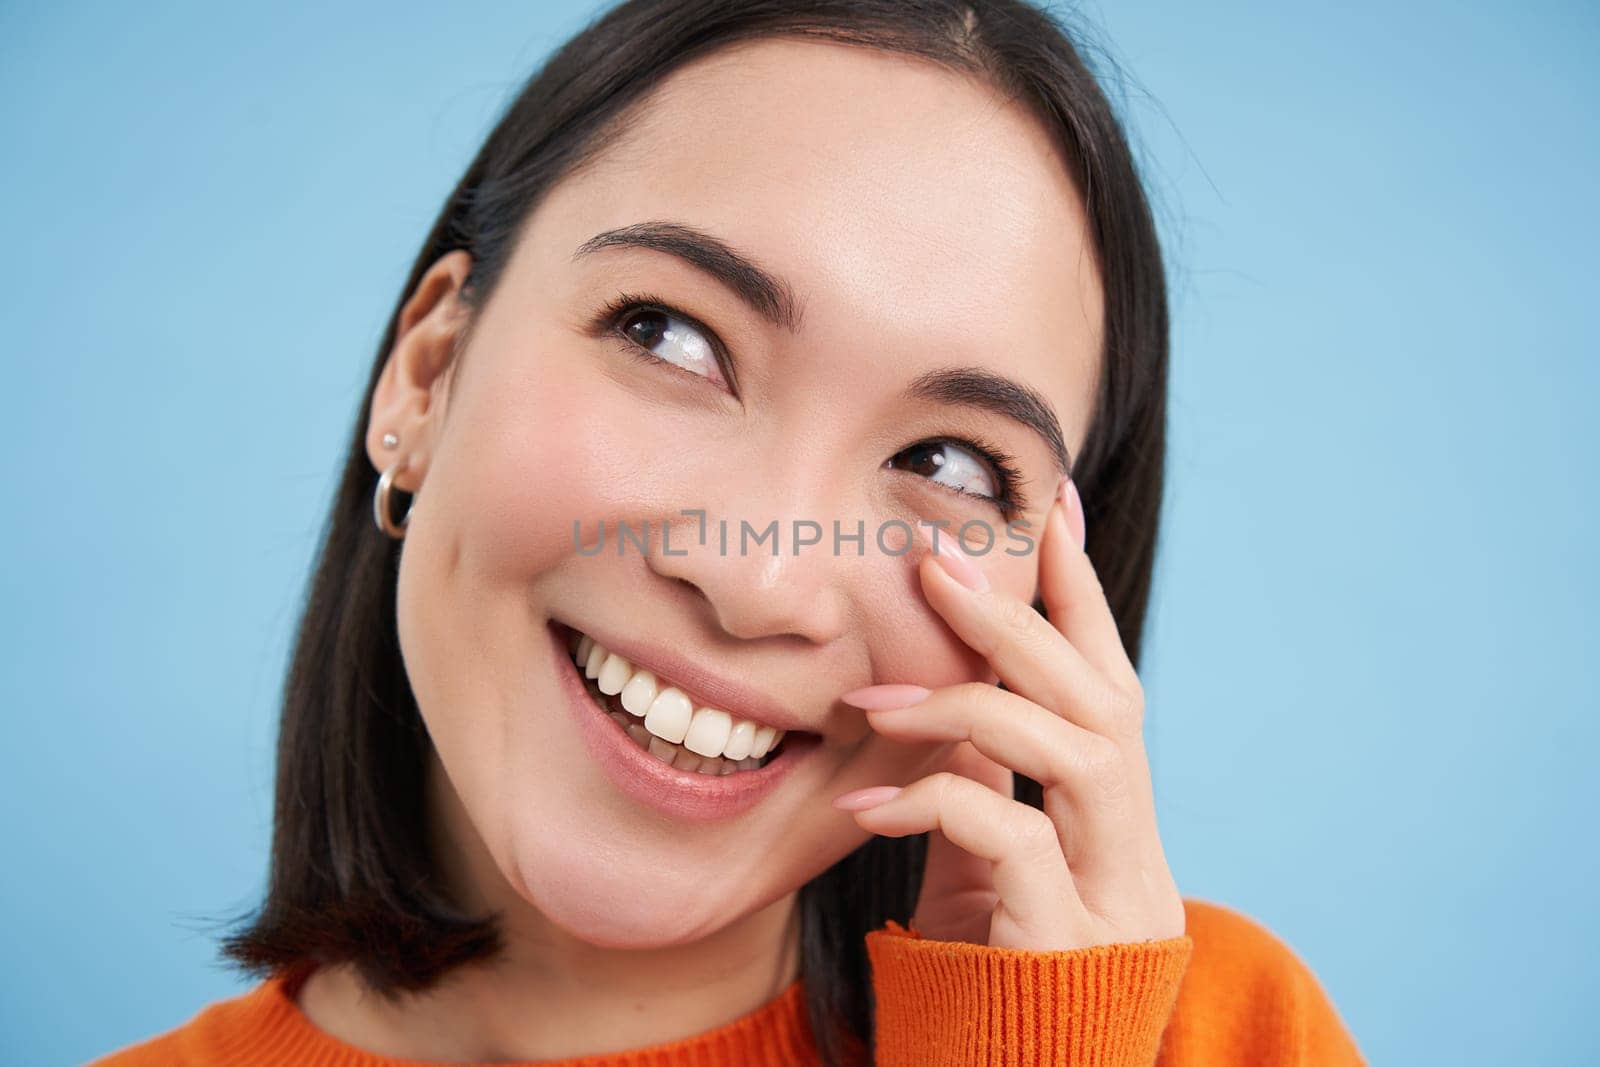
[834,482,1185,951]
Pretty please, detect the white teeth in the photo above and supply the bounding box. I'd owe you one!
[748,725,777,759]
[643,686,693,744]
[596,653,631,696]
[684,708,733,758]
[619,670,658,717]
[569,632,797,767]
[723,719,756,761]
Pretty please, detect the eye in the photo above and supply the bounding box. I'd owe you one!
[614,304,727,387]
[887,438,1019,514]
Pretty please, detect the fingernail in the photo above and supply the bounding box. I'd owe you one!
[1061,477,1087,550]
[840,684,931,711]
[927,528,990,592]
[833,786,903,811]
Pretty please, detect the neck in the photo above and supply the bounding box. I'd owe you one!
[297,752,804,1062]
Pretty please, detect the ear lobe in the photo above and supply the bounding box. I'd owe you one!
[363,250,475,486]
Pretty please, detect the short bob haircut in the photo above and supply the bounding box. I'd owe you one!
[222,1,1168,1063]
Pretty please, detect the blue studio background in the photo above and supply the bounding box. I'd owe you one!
[3,2,1595,1063]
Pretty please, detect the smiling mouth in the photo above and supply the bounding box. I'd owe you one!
[563,628,793,775]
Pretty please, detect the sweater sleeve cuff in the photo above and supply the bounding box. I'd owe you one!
[865,921,1193,1066]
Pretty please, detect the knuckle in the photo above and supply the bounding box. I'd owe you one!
[993,593,1046,650]
[1103,681,1146,735]
[952,681,1003,710]
[1082,735,1129,806]
[969,683,1025,733]
[927,770,965,804]
[1011,806,1062,856]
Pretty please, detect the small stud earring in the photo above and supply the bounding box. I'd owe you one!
[382,432,399,449]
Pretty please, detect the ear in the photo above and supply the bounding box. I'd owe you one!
[364,250,474,490]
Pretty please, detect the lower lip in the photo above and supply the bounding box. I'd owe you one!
[548,622,818,822]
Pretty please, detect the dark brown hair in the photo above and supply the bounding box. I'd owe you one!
[222,2,1167,1063]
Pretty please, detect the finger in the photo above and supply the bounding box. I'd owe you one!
[844,770,1087,947]
[864,684,1139,809]
[917,540,1129,738]
[861,682,1142,873]
[1040,491,1142,697]
[941,735,1013,797]
[917,745,1005,918]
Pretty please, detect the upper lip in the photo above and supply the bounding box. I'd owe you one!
[555,620,822,736]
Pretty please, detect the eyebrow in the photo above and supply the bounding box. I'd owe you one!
[905,367,1071,475]
[572,221,804,333]
[573,220,1070,475]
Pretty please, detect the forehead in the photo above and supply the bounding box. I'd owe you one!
[530,37,1103,448]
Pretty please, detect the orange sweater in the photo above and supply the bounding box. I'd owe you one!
[92,898,1365,1066]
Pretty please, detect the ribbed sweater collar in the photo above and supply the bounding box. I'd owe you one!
[190,972,818,1066]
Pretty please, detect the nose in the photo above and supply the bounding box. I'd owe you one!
[644,476,853,646]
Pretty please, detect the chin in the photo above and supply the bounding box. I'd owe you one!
[505,843,781,948]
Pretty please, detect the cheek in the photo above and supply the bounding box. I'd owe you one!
[853,543,996,688]
[836,544,1040,790]
[445,358,660,582]
[846,515,1048,708]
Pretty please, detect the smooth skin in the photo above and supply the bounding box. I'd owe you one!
[298,37,1181,1063]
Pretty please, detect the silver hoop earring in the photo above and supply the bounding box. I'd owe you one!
[373,460,412,539]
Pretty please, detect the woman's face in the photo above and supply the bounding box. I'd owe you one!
[368,38,1104,951]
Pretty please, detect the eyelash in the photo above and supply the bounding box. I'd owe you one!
[590,292,1026,518]
[591,290,737,391]
[896,435,1026,519]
